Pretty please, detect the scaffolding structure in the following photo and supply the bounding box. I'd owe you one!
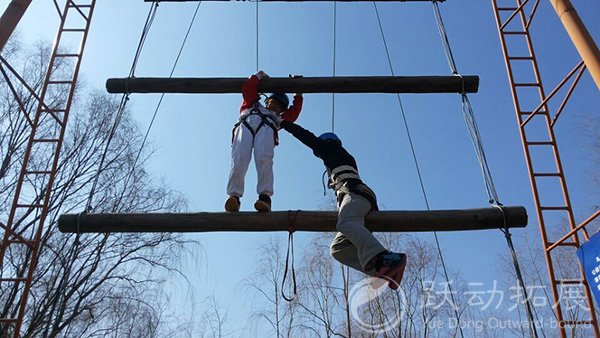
[492,0,599,336]
[0,1,96,337]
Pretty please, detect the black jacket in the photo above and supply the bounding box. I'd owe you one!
[280,120,378,210]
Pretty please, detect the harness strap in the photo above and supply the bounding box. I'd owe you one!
[231,104,279,142]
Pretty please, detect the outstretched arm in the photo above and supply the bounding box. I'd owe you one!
[280,120,325,156]
[240,71,268,111]
[281,93,303,122]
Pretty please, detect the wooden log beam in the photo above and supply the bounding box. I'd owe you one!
[58,206,526,233]
[105,76,479,94]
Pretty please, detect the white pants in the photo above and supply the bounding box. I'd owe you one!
[226,114,275,198]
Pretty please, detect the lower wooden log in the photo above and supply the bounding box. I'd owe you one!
[58,206,527,233]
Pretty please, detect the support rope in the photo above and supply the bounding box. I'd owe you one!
[113,1,203,210]
[85,2,159,212]
[331,1,337,133]
[256,0,259,71]
[322,2,338,196]
[52,4,160,336]
[282,210,299,302]
[372,4,465,337]
[431,2,538,336]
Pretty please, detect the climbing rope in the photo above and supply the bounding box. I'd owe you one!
[113,1,203,209]
[57,4,161,336]
[331,1,337,133]
[256,0,260,71]
[321,2,339,196]
[282,210,300,302]
[85,2,159,213]
[431,2,538,336]
[372,3,465,337]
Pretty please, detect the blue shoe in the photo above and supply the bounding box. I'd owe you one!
[374,252,407,290]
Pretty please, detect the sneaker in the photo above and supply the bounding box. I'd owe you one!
[225,196,240,212]
[374,252,407,290]
[254,194,271,212]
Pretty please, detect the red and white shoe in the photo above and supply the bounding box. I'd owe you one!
[374,252,407,290]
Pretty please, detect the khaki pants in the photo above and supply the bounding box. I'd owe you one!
[330,192,386,275]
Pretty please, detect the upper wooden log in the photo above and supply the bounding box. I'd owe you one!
[105,76,479,94]
[58,206,526,233]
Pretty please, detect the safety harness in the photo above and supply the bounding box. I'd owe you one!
[328,165,379,211]
[232,103,279,142]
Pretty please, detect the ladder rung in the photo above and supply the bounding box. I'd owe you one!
[508,56,534,60]
[526,141,554,146]
[556,279,584,285]
[33,138,59,143]
[0,277,27,282]
[7,239,35,245]
[62,28,86,32]
[16,203,43,208]
[47,80,73,85]
[514,82,541,87]
[540,206,570,211]
[0,318,18,323]
[547,241,578,247]
[533,173,561,177]
[25,170,52,175]
[563,320,594,325]
[55,53,80,58]
[41,108,66,113]
[68,3,92,8]
[503,31,527,35]
[497,7,518,11]
[520,111,547,115]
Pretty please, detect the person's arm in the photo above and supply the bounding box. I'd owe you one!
[281,93,303,122]
[280,120,325,155]
[240,71,268,111]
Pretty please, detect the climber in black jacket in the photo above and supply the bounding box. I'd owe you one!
[279,119,407,289]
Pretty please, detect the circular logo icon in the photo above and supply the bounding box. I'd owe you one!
[349,277,407,333]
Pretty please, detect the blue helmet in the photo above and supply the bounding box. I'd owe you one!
[267,93,289,108]
[318,132,342,146]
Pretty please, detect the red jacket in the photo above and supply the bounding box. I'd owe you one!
[240,75,303,123]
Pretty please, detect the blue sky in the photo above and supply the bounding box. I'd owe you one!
[7,0,600,333]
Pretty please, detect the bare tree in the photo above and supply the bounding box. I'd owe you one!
[0,39,197,337]
[341,233,472,338]
[243,236,300,337]
[295,233,350,337]
[197,295,234,338]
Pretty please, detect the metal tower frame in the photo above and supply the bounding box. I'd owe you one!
[492,0,599,336]
[0,1,96,337]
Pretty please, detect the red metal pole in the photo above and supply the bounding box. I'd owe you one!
[0,0,33,52]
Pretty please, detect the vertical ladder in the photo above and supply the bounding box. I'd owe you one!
[0,1,96,337]
[491,0,599,337]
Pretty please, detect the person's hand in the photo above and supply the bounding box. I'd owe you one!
[289,75,303,97]
[256,70,269,80]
